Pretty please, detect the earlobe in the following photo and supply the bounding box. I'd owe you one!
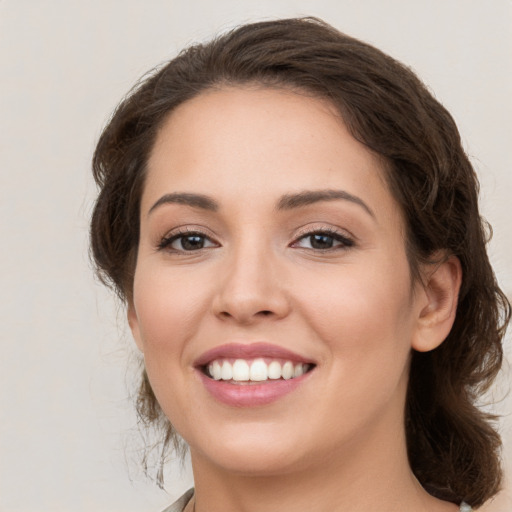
[411,254,462,353]
[127,303,144,352]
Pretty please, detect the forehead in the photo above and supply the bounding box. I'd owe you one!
[144,86,399,223]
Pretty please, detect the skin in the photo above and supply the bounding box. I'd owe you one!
[128,87,462,512]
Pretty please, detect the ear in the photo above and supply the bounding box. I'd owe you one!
[127,302,144,352]
[411,254,462,352]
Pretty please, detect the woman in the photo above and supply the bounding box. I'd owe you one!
[90,17,510,512]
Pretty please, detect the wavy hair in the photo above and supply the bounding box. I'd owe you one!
[90,17,510,507]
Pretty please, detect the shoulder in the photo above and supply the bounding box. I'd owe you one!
[161,489,194,512]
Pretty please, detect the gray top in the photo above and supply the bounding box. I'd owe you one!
[162,489,473,512]
[161,488,194,512]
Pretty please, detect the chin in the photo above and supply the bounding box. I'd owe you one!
[188,425,316,476]
[201,447,307,477]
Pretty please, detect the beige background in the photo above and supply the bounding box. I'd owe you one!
[0,1,510,511]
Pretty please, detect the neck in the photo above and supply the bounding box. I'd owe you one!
[188,423,455,512]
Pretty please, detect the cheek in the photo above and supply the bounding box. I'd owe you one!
[296,267,415,426]
[131,267,210,424]
[132,265,210,362]
[293,257,415,369]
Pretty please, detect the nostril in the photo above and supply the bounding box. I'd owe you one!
[218,309,274,323]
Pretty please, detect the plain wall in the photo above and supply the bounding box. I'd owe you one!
[0,1,510,511]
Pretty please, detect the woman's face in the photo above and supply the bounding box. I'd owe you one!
[129,87,427,476]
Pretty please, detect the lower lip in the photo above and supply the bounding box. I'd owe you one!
[197,370,312,407]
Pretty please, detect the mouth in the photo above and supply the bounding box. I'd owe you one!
[194,343,316,406]
[203,358,315,383]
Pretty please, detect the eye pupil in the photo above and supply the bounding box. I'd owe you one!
[310,234,334,249]
[181,235,205,250]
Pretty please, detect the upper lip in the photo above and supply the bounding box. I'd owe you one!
[194,342,315,367]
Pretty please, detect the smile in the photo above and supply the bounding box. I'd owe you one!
[195,343,316,406]
[206,358,313,382]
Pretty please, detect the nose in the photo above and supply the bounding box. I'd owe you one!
[211,242,291,325]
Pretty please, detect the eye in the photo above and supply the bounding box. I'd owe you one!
[292,231,354,250]
[159,231,218,252]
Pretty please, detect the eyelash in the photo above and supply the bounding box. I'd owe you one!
[157,228,218,252]
[157,227,355,253]
[290,228,354,251]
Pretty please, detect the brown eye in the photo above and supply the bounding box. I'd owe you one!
[178,235,207,250]
[309,234,336,249]
[159,232,217,252]
[293,231,354,250]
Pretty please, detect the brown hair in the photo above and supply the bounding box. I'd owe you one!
[90,17,510,507]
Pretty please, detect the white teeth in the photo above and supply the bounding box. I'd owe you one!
[249,359,268,381]
[282,361,294,380]
[207,358,311,382]
[221,361,233,380]
[268,361,282,380]
[211,361,222,380]
[294,363,304,378]
[232,359,250,381]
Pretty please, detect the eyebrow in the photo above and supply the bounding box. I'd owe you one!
[148,192,219,215]
[148,189,374,219]
[276,189,375,218]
